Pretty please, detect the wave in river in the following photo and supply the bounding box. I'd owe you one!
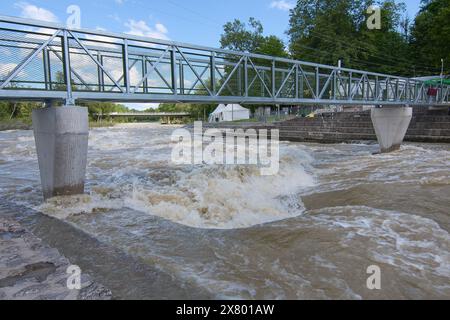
[39,143,316,229]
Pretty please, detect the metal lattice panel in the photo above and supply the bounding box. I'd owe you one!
[0,15,448,106]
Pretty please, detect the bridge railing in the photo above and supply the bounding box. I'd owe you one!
[0,15,448,106]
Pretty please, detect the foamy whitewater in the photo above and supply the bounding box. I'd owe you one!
[0,123,449,299]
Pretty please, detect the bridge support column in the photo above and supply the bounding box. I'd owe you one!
[371,106,412,153]
[32,106,89,200]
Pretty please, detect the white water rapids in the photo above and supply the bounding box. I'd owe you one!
[0,123,449,299]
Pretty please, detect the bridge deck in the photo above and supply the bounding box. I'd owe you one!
[0,15,448,106]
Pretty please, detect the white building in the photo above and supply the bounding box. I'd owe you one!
[208,104,250,123]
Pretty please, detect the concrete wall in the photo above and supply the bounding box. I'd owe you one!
[275,107,450,144]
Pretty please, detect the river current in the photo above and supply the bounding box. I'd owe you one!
[0,123,449,299]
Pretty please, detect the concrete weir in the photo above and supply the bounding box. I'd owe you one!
[371,106,413,153]
[32,106,89,200]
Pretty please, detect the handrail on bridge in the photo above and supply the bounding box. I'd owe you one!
[0,15,448,106]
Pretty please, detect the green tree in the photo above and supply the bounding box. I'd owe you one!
[358,1,412,75]
[219,18,289,97]
[257,36,288,58]
[220,18,287,57]
[287,0,414,75]
[220,18,264,52]
[288,0,368,65]
[156,103,215,121]
[411,0,450,76]
[0,101,41,124]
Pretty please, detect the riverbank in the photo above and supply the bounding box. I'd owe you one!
[0,119,184,131]
[0,120,118,131]
[0,205,112,300]
[0,120,31,131]
[203,107,450,144]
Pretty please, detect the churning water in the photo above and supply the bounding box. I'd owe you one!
[0,123,449,299]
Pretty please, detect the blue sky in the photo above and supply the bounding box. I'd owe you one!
[1,0,423,48]
[0,0,423,109]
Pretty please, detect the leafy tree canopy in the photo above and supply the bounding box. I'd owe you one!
[220,18,288,58]
[411,0,450,75]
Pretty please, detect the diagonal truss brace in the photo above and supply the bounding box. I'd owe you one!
[133,46,171,93]
[318,70,336,99]
[108,58,139,92]
[145,56,173,92]
[176,46,212,96]
[0,29,61,89]
[68,30,125,93]
[48,46,93,91]
[215,66,237,96]
[297,65,317,99]
[275,65,296,98]
[247,57,273,98]
[187,66,209,94]
[216,56,245,96]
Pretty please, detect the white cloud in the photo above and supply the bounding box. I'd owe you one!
[14,2,60,41]
[15,2,59,22]
[9,3,60,43]
[124,19,169,40]
[0,62,27,79]
[155,23,168,34]
[108,13,122,23]
[270,0,295,11]
[85,27,120,45]
[115,0,124,4]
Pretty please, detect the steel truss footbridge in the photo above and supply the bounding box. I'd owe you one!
[0,15,449,106]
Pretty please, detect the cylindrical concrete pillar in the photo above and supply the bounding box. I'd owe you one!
[371,106,413,153]
[32,106,89,200]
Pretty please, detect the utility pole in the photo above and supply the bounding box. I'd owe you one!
[441,58,444,101]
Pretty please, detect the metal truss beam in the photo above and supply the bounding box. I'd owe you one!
[0,15,448,106]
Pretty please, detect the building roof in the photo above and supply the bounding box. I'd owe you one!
[210,104,249,115]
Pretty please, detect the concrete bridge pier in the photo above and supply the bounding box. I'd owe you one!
[32,106,89,200]
[371,106,413,153]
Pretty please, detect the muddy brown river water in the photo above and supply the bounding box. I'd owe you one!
[0,123,449,299]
